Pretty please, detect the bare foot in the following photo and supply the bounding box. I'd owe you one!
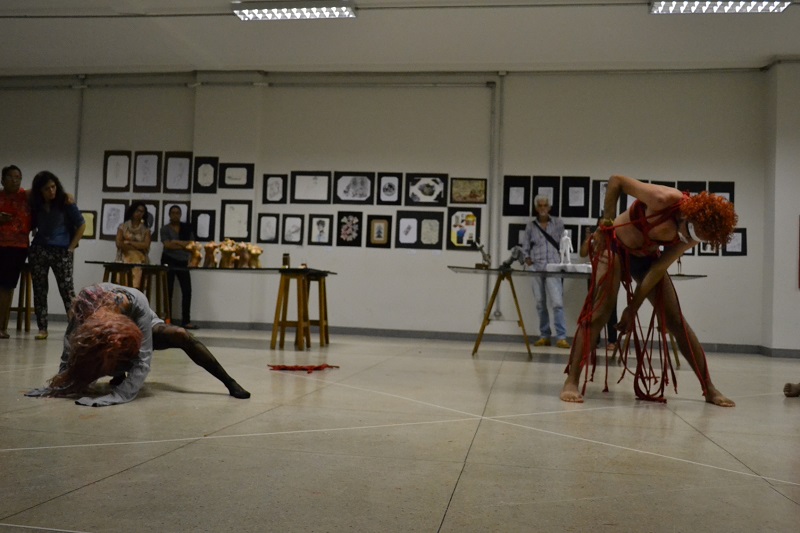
[784,383,800,397]
[560,381,584,403]
[705,386,735,407]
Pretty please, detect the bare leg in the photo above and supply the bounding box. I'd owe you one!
[152,323,250,399]
[784,383,800,397]
[561,253,621,403]
[649,275,734,407]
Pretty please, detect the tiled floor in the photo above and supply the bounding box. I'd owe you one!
[1,327,799,532]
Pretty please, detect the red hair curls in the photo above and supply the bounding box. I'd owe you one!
[679,191,738,249]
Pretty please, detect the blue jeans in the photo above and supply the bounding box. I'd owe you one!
[531,275,566,340]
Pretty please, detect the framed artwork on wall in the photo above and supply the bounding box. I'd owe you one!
[446,207,481,251]
[220,200,251,241]
[133,151,162,193]
[722,228,747,256]
[141,200,160,241]
[163,151,192,193]
[579,224,594,250]
[100,199,129,240]
[366,215,392,248]
[308,214,334,246]
[697,241,719,256]
[507,223,526,250]
[503,175,531,217]
[290,171,332,204]
[281,214,304,244]
[191,210,216,242]
[219,162,255,189]
[677,181,706,196]
[376,173,402,205]
[80,210,97,240]
[262,174,288,204]
[162,201,190,226]
[336,211,364,247]
[532,175,561,217]
[395,210,444,250]
[257,214,280,244]
[405,173,447,207]
[709,181,735,205]
[103,150,131,192]
[450,177,487,205]
[560,176,590,218]
[333,172,375,204]
[192,156,218,194]
[591,179,607,220]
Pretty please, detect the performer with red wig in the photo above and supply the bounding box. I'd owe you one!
[26,283,250,406]
[560,175,737,406]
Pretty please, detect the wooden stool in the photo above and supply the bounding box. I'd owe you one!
[305,271,329,347]
[12,264,33,332]
[101,263,134,287]
[140,265,171,322]
[270,269,311,350]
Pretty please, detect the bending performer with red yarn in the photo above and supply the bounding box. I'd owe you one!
[560,175,737,406]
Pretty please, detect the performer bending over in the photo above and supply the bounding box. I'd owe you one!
[26,283,250,406]
[561,175,737,406]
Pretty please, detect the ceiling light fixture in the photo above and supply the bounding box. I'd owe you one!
[232,0,356,20]
[649,1,792,14]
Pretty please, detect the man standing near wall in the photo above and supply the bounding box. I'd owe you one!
[522,195,570,349]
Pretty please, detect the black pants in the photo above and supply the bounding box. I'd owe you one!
[162,256,192,324]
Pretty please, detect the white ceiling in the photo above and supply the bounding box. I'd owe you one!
[1,0,799,77]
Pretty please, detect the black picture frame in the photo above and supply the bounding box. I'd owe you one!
[450,177,487,205]
[333,172,375,204]
[709,181,735,205]
[290,171,332,204]
[133,151,162,193]
[697,241,719,256]
[532,175,561,217]
[256,213,280,244]
[141,200,160,241]
[336,211,364,247]
[579,224,594,250]
[395,210,444,250]
[376,173,403,205]
[219,162,255,190]
[262,174,288,204]
[560,176,590,218]
[446,207,481,251]
[281,214,304,245]
[366,215,393,249]
[677,181,706,196]
[503,175,531,217]
[507,223,526,250]
[100,199,129,240]
[80,210,97,240]
[219,200,252,242]
[652,180,676,188]
[591,179,607,220]
[308,214,334,246]
[405,173,448,207]
[102,150,131,193]
[163,151,192,193]
[192,156,218,194]
[722,228,747,256]
[191,210,216,242]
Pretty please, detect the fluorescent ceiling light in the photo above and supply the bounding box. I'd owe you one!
[650,1,792,13]
[232,0,356,20]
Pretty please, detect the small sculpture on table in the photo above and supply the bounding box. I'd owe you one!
[474,240,491,269]
[218,239,238,269]
[203,242,219,268]
[235,242,251,269]
[186,241,203,268]
[559,229,573,265]
[248,244,263,268]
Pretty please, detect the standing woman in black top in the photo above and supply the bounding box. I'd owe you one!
[160,205,196,329]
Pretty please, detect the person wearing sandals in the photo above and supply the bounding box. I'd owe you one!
[160,205,197,329]
[0,165,31,339]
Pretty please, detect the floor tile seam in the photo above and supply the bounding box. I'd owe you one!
[0,364,51,375]
[485,416,800,487]
[0,521,89,533]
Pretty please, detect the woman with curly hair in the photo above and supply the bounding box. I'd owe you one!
[561,175,737,406]
[26,283,250,406]
[115,201,151,290]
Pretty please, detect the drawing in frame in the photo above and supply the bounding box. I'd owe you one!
[560,176,590,218]
[80,211,97,240]
[308,214,334,246]
[503,175,531,217]
[376,173,402,205]
[450,177,487,205]
[336,211,364,247]
[133,151,162,193]
[708,181,735,205]
[141,200,160,241]
[192,156,218,194]
[446,207,481,251]
[507,223,526,250]
[100,199,129,241]
[257,214,280,244]
[191,210,216,242]
[218,162,255,190]
[533,175,561,217]
[290,171,332,204]
[395,210,444,250]
[103,150,131,193]
[219,200,251,242]
[405,173,447,207]
[366,215,392,249]
[333,172,375,204]
[262,174,288,204]
[162,201,191,228]
[281,214,304,245]
[163,151,192,193]
[591,179,608,219]
[722,228,747,256]
[697,241,719,257]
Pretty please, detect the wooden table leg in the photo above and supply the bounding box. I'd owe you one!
[506,275,532,358]
[472,273,505,356]
[271,274,288,349]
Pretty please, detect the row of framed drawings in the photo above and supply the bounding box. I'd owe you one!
[87,198,484,251]
[102,150,487,207]
[503,175,735,219]
[506,223,748,257]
